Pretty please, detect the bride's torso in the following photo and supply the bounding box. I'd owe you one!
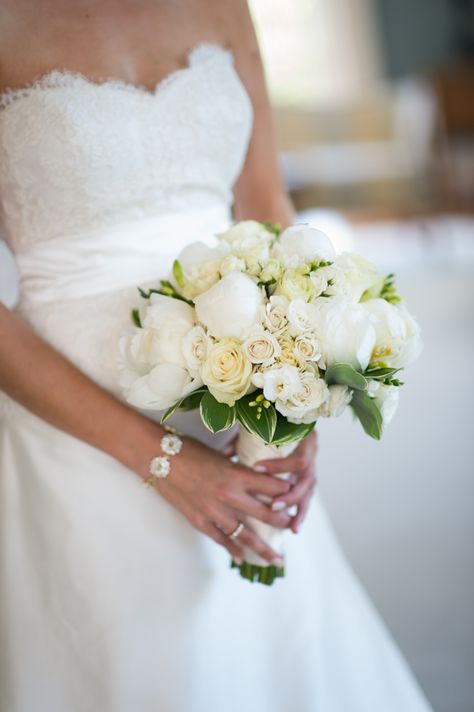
[0,42,253,409]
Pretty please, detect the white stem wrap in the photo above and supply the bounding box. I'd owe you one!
[235,427,297,567]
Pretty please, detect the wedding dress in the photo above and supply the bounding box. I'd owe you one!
[0,43,432,712]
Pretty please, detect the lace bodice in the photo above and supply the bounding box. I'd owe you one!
[0,43,252,253]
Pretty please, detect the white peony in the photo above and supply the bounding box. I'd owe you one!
[312,295,376,371]
[242,330,281,366]
[334,252,384,303]
[275,372,330,424]
[200,338,253,405]
[277,224,336,264]
[367,380,400,425]
[194,272,263,339]
[176,241,228,298]
[363,298,422,368]
[252,364,301,402]
[124,362,199,410]
[142,295,196,368]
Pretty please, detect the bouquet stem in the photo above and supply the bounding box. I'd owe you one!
[234,427,297,584]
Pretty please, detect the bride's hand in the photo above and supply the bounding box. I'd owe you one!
[153,435,293,565]
[250,431,318,534]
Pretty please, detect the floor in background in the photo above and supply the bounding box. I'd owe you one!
[314,214,474,712]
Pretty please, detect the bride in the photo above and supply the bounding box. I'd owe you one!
[0,1,432,710]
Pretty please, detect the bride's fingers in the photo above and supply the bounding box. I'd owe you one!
[233,492,292,529]
[270,470,316,511]
[290,491,313,533]
[236,521,284,566]
[241,470,291,498]
[201,521,244,563]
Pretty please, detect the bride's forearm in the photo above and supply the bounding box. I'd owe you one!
[0,303,163,479]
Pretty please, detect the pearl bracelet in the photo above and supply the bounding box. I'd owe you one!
[144,425,183,486]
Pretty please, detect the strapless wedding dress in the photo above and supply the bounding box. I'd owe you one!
[0,43,432,712]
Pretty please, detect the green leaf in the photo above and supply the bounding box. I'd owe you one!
[200,391,237,433]
[325,363,367,391]
[262,221,281,236]
[172,260,185,288]
[160,388,207,423]
[350,390,383,440]
[271,414,316,446]
[236,393,277,445]
[131,308,142,328]
[364,366,401,380]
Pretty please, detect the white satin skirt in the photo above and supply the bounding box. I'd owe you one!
[0,205,432,711]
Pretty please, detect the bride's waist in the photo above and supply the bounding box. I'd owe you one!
[14,204,231,304]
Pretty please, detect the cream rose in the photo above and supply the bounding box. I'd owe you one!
[182,325,210,374]
[275,268,316,303]
[195,272,263,340]
[294,334,321,362]
[261,295,289,334]
[287,298,317,335]
[242,330,281,366]
[200,338,253,405]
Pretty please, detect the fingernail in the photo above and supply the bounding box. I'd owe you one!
[271,501,286,511]
[293,523,300,534]
[271,556,284,566]
[234,556,243,565]
[254,464,267,473]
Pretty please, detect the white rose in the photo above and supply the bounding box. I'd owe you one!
[277,224,336,264]
[124,362,199,410]
[195,272,263,339]
[309,269,329,297]
[334,252,384,303]
[367,380,400,425]
[275,372,329,424]
[142,295,196,367]
[261,295,289,333]
[219,253,246,277]
[287,299,317,335]
[242,330,281,366]
[219,220,272,246]
[312,295,376,371]
[294,334,321,362]
[319,384,352,417]
[259,258,283,283]
[275,268,316,302]
[252,364,301,402]
[200,338,253,405]
[176,241,229,298]
[182,325,210,374]
[277,334,304,368]
[363,298,422,368]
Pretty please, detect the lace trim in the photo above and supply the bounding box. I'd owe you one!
[0,42,233,111]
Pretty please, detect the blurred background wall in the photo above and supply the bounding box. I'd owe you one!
[248,2,473,711]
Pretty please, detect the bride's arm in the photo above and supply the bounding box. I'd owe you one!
[0,302,292,563]
[229,2,318,531]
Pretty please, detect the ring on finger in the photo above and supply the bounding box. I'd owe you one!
[228,521,245,540]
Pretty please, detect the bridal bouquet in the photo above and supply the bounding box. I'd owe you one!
[118,221,422,584]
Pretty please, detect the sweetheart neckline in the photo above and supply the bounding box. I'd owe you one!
[0,41,232,109]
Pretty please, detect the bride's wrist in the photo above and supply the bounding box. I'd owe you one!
[114,411,168,481]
